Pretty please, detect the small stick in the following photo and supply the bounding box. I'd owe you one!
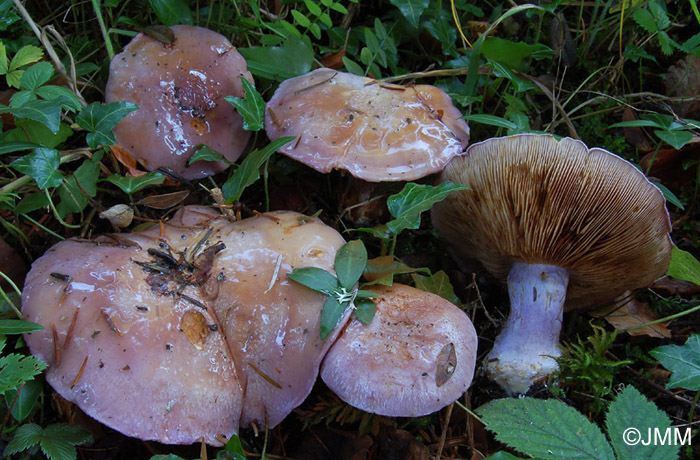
[51,324,61,366]
[70,355,88,389]
[63,308,80,350]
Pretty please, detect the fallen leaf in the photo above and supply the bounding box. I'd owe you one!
[590,292,671,338]
[639,143,700,186]
[99,204,134,228]
[622,106,653,152]
[0,236,26,289]
[651,276,700,296]
[109,144,146,177]
[135,190,190,209]
[664,54,700,118]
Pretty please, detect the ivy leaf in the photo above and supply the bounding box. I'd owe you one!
[605,385,679,460]
[239,36,314,80]
[0,99,63,133]
[225,78,265,131]
[386,182,468,235]
[11,147,63,189]
[0,319,43,335]
[476,397,615,460]
[148,0,193,25]
[104,172,165,195]
[4,423,92,460]
[650,335,700,390]
[188,145,226,165]
[76,101,138,149]
[354,298,376,324]
[411,270,460,305]
[666,246,700,285]
[320,296,345,340]
[655,129,693,150]
[222,136,294,203]
[388,0,429,28]
[335,240,368,290]
[287,266,339,295]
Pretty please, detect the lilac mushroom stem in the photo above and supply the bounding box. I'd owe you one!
[484,262,569,394]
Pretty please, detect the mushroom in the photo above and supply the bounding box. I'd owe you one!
[320,284,478,416]
[105,25,253,180]
[264,68,469,182]
[22,206,347,444]
[430,134,673,394]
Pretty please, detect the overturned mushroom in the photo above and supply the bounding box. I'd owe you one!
[431,134,672,394]
[105,25,253,179]
[22,206,347,444]
[265,68,469,182]
[320,284,477,417]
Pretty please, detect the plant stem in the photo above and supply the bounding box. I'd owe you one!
[622,303,700,333]
[92,0,115,61]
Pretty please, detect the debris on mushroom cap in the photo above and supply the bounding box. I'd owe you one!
[320,284,477,417]
[265,68,469,182]
[105,25,253,180]
[431,133,673,310]
[22,206,347,444]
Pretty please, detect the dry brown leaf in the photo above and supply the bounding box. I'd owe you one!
[651,276,700,296]
[640,143,700,186]
[0,236,26,289]
[135,190,190,209]
[622,106,653,152]
[664,54,700,118]
[99,204,134,228]
[590,293,671,338]
[109,144,147,177]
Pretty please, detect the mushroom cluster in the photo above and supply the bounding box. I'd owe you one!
[22,206,478,445]
[431,134,673,394]
[105,25,253,179]
[265,68,470,182]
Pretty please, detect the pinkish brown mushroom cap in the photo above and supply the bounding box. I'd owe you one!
[105,25,253,180]
[320,284,477,417]
[22,206,348,444]
[265,68,469,182]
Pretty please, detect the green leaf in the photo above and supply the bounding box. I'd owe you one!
[1,99,63,133]
[291,9,311,28]
[633,8,657,33]
[9,45,43,70]
[363,255,425,285]
[411,270,460,305]
[386,182,468,235]
[0,352,47,394]
[19,62,54,91]
[287,266,339,295]
[654,129,693,150]
[11,147,63,189]
[225,78,265,131]
[609,119,663,129]
[5,377,43,422]
[4,118,73,148]
[666,246,700,285]
[481,36,553,71]
[42,424,92,459]
[222,136,294,203]
[320,296,345,340]
[605,385,679,460]
[654,182,684,210]
[188,145,226,164]
[388,0,429,28]
[219,434,248,460]
[148,0,193,25]
[76,101,138,149]
[104,172,165,195]
[4,423,44,456]
[650,334,700,390]
[462,114,519,130]
[335,240,368,290]
[477,398,615,460]
[354,298,376,324]
[239,36,314,80]
[36,85,82,112]
[0,319,43,334]
[0,141,38,155]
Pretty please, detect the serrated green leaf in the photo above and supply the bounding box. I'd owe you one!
[287,266,339,295]
[225,78,264,131]
[44,423,93,446]
[19,62,53,91]
[411,270,460,305]
[188,144,226,164]
[477,398,615,460]
[11,147,63,189]
[104,172,165,195]
[148,0,193,25]
[354,298,376,324]
[239,36,314,80]
[9,45,43,71]
[606,385,679,460]
[388,0,429,28]
[36,85,82,112]
[222,136,294,203]
[650,334,700,390]
[0,319,43,334]
[0,40,7,74]
[386,182,468,235]
[1,99,63,133]
[0,353,47,394]
[633,8,657,33]
[76,101,138,149]
[320,296,345,339]
[335,240,367,290]
[657,30,673,55]
[5,377,43,422]
[4,423,44,455]
[667,246,700,285]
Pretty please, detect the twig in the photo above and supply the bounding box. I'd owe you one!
[436,402,453,460]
